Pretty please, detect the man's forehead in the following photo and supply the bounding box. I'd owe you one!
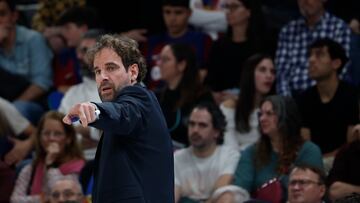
[93,48,123,64]
[52,180,77,191]
[311,46,328,52]
[290,168,317,179]
[190,109,212,122]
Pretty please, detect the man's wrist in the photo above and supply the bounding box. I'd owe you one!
[91,103,100,120]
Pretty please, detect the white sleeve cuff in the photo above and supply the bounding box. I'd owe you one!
[211,185,250,203]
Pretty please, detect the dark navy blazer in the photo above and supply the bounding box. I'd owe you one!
[90,84,174,203]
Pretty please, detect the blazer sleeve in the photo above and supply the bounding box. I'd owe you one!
[90,85,152,138]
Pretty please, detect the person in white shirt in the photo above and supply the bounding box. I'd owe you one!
[174,102,240,203]
[58,29,104,159]
[188,0,227,39]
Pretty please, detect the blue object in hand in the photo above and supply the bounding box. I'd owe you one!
[71,110,101,123]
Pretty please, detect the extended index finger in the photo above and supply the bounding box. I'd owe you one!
[63,115,72,125]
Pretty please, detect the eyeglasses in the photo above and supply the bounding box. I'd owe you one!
[51,189,82,200]
[222,3,243,12]
[289,179,322,187]
[41,130,65,138]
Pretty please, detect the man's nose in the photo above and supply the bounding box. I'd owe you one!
[99,70,110,80]
[190,125,199,133]
[58,195,65,202]
[259,114,266,122]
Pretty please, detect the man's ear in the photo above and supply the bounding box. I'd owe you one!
[129,64,139,83]
[319,184,326,199]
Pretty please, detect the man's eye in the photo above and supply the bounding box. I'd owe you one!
[107,66,117,72]
[199,123,207,128]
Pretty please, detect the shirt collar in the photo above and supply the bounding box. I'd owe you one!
[299,12,330,28]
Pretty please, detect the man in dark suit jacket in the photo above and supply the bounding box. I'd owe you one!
[63,34,174,202]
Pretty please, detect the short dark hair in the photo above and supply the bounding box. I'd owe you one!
[162,0,189,8]
[57,6,99,29]
[86,34,147,82]
[0,0,16,12]
[290,164,326,185]
[191,102,227,144]
[308,38,349,75]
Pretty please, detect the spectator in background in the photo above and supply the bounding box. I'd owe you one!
[0,97,35,202]
[48,178,84,203]
[11,111,85,203]
[58,29,104,160]
[32,0,86,33]
[220,54,275,151]
[216,95,323,202]
[32,0,87,53]
[0,104,23,202]
[0,0,53,125]
[0,97,35,166]
[327,124,360,201]
[57,6,99,49]
[141,0,212,91]
[157,43,214,147]
[275,0,351,97]
[287,165,326,203]
[174,102,239,203]
[298,38,359,172]
[205,0,272,104]
[51,6,99,94]
[188,0,227,39]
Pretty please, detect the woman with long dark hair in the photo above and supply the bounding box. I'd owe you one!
[230,95,323,200]
[221,54,275,151]
[157,43,214,147]
[205,0,272,104]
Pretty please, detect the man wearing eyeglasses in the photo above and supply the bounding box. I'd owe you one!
[288,165,326,203]
[48,178,84,203]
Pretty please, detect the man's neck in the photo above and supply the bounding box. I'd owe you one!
[192,143,217,158]
[1,27,16,53]
[168,28,188,38]
[306,10,324,29]
[316,76,339,103]
[232,22,248,43]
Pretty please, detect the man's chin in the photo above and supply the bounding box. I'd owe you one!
[100,94,114,102]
